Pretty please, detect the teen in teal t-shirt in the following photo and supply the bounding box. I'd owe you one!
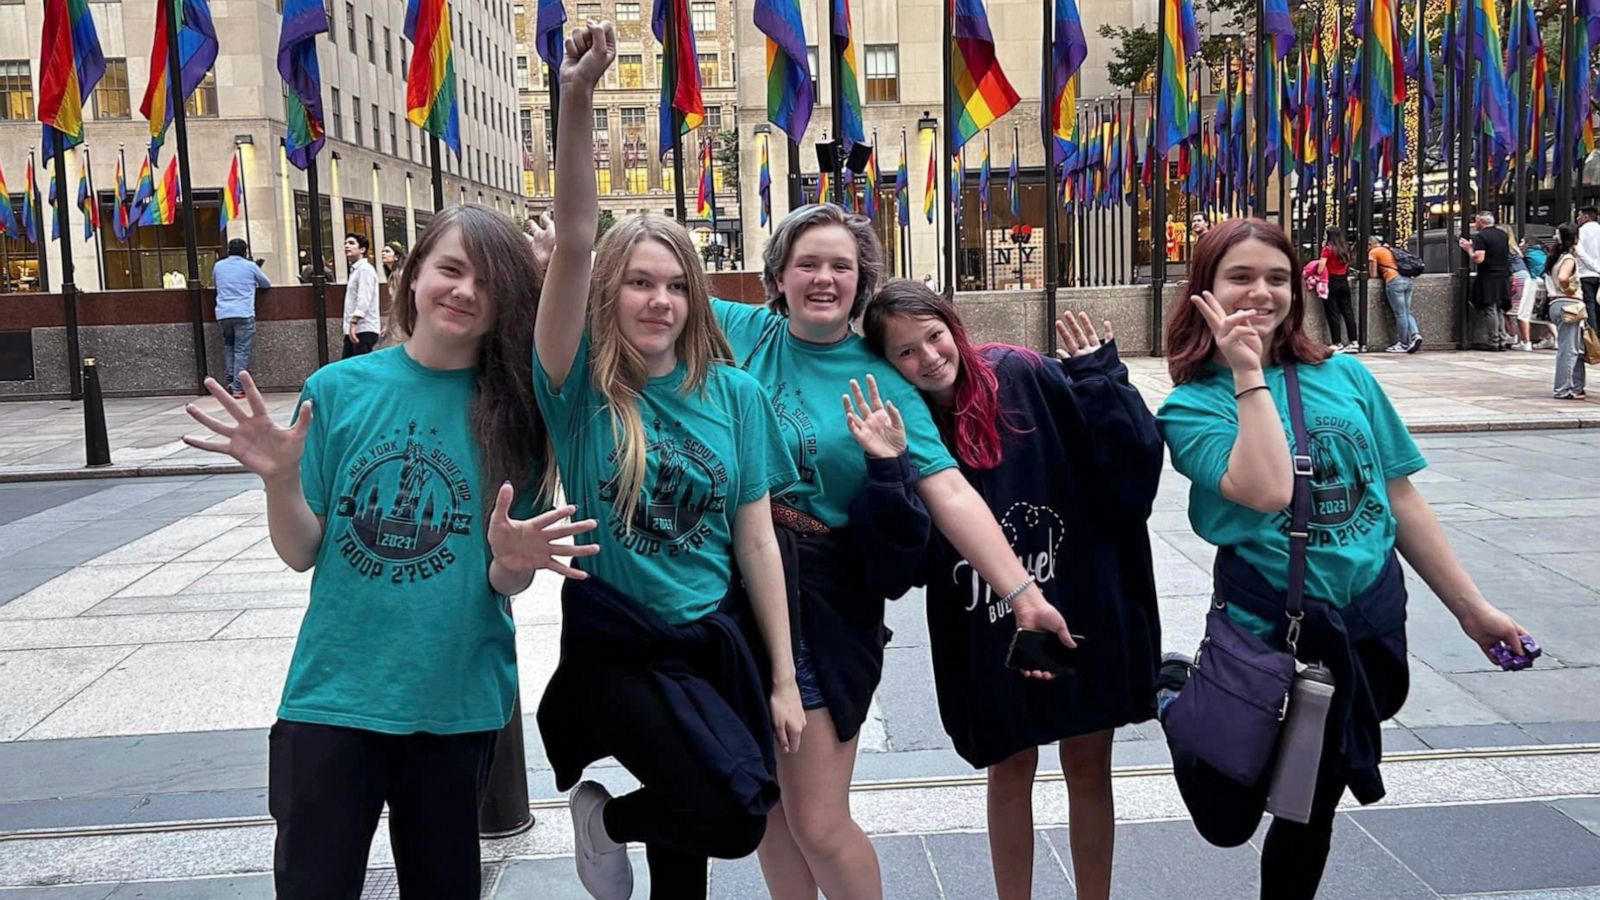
[287,346,528,734]
[532,333,796,624]
[713,298,957,526]
[1159,353,1426,638]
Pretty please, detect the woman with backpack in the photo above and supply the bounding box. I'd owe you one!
[1367,236,1423,353]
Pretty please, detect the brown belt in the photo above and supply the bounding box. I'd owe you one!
[772,502,829,536]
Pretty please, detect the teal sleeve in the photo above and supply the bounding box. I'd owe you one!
[736,377,800,504]
[885,379,958,477]
[1156,384,1237,495]
[712,297,777,360]
[1349,359,1427,479]
[531,332,590,434]
[295,379,328,515]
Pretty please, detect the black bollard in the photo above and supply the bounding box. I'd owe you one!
[82,358,111,468]
[478,691,534,838]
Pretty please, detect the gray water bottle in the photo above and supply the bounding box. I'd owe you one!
[1265,662,1336,825]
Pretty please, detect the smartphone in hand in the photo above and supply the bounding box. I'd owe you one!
[1006,629,1087,674]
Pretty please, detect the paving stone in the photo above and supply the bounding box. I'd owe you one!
[210,609,305,641]
[875,645,954,752]
[83,592,307,617]
[0,613,238,652]
[1381,725,1431,754]
[1555,797,1600,841]
[1353,801,1600,894]
[924,829,1071,899]
[0,887,117,900]
[1046,819,1260,900]
[1312,813,1438,900]
[0,795,142,833]
[1392,658,1509,728]
[707,852,762,899]
[873,834,942,900]
[0,569,71,608]
[0,730,269,804]
[1523,722,1600,745]
[1455,516,1600,556]
[0,647,135,742]
[1493,604,1600,667]
[112,564,225,599]
[104,875,275,899]
[21,639,293,740]
[0,566,161,620]
[1412,724,1542,750]
[1490,754,1600,798]
[0,482,108,526]
[1453,668,1600,725]
[498,852,651,899]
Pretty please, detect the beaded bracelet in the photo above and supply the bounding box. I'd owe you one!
[999,575,1036,605]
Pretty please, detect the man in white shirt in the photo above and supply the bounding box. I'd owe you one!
[342,233,382,358]
[1575,206,1600,326]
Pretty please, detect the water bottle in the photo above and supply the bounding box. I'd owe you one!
[1265,662,1336,825]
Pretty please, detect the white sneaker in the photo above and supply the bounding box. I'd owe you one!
[570,781,633,900]
[1385,342,1409,353]
[1535,338,1558,350]
[1516,341,1534,351]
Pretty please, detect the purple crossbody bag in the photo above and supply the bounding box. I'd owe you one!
[1162,363,1313,786]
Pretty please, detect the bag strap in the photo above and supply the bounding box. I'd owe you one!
[1281,362,1313,653]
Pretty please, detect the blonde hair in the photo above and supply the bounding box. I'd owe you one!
[586,214,733,527]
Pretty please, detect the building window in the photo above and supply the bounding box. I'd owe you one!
[520,108,533,155]
[543,108,553,153]
[389,112,398,155]
[697,53,718,87]
[372,103,381,150]
[343,199,373,248]
[516,57,530,90]
[576,2,600,18]
[806,46,819,98]
[384,27,393,72]
[345,3,356,49]
[865,45,899,103]
[618,54,643,89]
[407,122,414,160]
[331,87,343,140]
[365,16,375,62]
[184,72,219,118]
[91,58,130,120]
[690,1,715,32]
[704,106,722,132]
[594,108,611,193]
[0,61,32,120]
[615,1,640,21]
[383,204,408,249]
[401,38,408,75]
[100,190,225,290]
[352,96,362,147]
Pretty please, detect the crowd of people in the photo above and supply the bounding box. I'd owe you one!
[174,26,1548,900]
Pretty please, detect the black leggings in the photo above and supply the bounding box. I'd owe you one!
[1172,642,1403,900]
[576,662,767,899]
[1325,274,1357,345]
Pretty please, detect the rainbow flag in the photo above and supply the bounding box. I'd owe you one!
[220,152,242,232]
[842,167,857,213]
[141,153,179,226]
[1404,11,1436,125]
[1523,0,1551,178]
[949,0,1018,153]
[923,146,937,223]
[77,151,97,239]
[1362,0,1405,151]
[0,163,17,238]
[1157,0,1199,157]
[111,151,129,240]
[755,0,814,142]
[896,137,910,227]
[48,167,60,241]
[654,0,705,157]
[832,0,865,147]
[1264,0,1294,60]
[129,144,156,227]
[1473,0,1513,156]
[952,150,965,225]
[696,138,714,215]
[978,131,991,221]
[278,0,327,169]
[38,0,107,150]
[758,133,771,226]
[817,169,830,205]
[405,0,461,155]
[864,144,880,220]
[1008,133,1020,217]
[22,155,37,243]
[141,0,218,147]
[1045,0,1087,164]
[534,0,566,80]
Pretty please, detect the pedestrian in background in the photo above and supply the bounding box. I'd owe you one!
[1519,237,1558,350]
[211,238,270,399]
[1546,224,1588,400]
[1459,211,1512,352]
[381,241,407,280]
[342,233,381,358]
[1366,236,1421,354]
[1315,228,1359,353]
[1575,206,1600,326]
[1504,226,1531,350]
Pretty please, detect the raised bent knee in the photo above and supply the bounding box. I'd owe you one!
[705,809,767,859]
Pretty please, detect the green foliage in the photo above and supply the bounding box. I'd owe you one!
[1098,24,1158,90]
[597,209,615,240]
[714,129,739,184]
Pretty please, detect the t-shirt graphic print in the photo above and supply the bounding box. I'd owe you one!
[332,419,474,584]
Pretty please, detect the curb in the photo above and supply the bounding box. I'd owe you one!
[1,418,1597,484]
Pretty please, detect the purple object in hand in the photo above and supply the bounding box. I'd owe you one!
[1489,635,1542,671]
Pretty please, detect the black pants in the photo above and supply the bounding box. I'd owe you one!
[1325,275,1357,345]
[268,719,497,899]
[574,662,767,899]
[343,331,379,359]
[1582,277,1599,332]
[1171,639,1403,900]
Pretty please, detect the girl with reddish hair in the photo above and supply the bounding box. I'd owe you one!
[861,280,1164,900]
[1157,218,1528,899]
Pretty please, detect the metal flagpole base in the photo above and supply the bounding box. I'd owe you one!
[478,693,534,839]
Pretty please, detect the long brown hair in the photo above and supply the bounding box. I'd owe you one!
[1165,218,1330,385]
[587,214,733,527]
[388,204,549,505]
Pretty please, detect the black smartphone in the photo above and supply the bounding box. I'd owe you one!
[1005,629,1087,673]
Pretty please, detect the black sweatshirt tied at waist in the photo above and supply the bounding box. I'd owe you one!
[537,575,779,818]
[1213,547,1409,805]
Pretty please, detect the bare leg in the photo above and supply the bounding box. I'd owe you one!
[759,708,882,900]
[757,802,818,900]
[987,746,1039,900]
[1058,731,1116,900]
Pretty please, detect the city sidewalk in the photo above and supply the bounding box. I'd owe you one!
[2,350,1597,482]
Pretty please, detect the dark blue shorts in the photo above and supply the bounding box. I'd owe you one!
[794,632,826,711]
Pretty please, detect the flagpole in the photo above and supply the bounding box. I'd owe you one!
[162,0,208,394]
[902,130,912,277]
[1455,0,1475,349]
[1077,110,1088,288]
[50,141,82,400]
[1042,0,1058,350]
[1151,0,1169,355]
[827,0,845,206]
[1415,0,1426,242]
[1555,0,1573,224]
[1113,98,1123,285]
[1355,0,1375,350]
[665,0,688,222]
[31,151,49,293]
[709,137,722,270]
[942,0,954,299]
[236,144,256,257]
[84,146,106,293]
[1256,2,1270,216]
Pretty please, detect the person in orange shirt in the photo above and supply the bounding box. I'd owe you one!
[1368,236,1423,353]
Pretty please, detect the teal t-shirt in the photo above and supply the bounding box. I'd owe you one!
[1156,354,1426,638]
[532,333,797,625]
[285,346,524,735]
[712,299,958,526]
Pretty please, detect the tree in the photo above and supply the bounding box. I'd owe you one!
[1099,24,1158,90]
[714,129,739,185]
[597,210,615,240]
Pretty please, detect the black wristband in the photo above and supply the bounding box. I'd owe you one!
[1234,384,1271,401]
